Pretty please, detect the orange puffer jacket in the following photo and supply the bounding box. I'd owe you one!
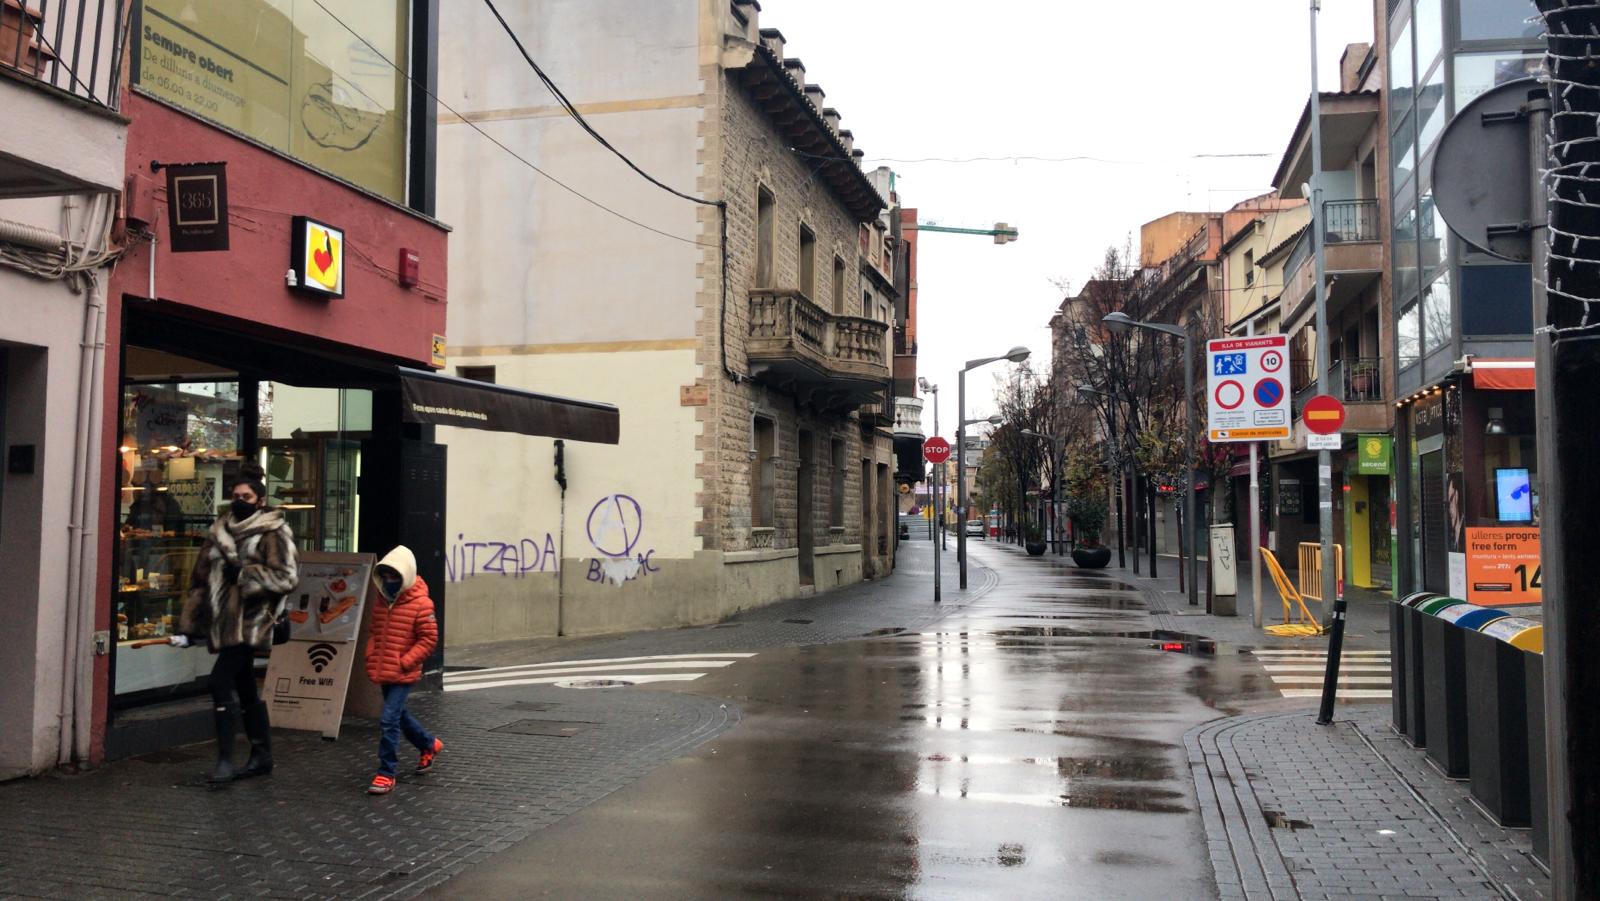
[365,546,438,685]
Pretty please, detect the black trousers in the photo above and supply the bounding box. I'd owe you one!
[209,645,259,710]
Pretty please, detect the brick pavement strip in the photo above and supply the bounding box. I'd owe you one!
[0,688,733,900]
[1187,708,1550,901]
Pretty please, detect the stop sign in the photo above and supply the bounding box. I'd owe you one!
[923,437,952,464]
[1302,394,1346,435]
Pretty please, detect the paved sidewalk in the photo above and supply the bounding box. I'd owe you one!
[1188,697,1549,901]
[450,533,997,669]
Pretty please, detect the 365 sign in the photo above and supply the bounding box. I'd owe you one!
[1206,335,1290,441]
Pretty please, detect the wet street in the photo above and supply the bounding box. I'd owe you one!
[436,541,1285,899]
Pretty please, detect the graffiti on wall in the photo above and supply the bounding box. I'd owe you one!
[584,494,660,586]
[447,533,558,583]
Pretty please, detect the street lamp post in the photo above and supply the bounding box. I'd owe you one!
[1104,312,1198,608]
[958,346,1031,589]
[1022,429,1064,555]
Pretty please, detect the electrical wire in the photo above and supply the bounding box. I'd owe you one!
[852,152,1274,165]
[479,0,718,209]
[306,0,715,249]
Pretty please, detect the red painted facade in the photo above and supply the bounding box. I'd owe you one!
[92,93,449,761]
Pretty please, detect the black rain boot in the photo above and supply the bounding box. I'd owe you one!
[208,705,237,783]
[238,701,273,778]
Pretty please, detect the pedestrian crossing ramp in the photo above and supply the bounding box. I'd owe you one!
[1248,648,1392,700]
[443,653,756,692]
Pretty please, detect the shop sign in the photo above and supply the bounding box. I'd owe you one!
[265,552,374,738]
[162,162,229,252]
[290,216,345,299]
[1465,526,1542,606]
[1357,434,1392,475]
[1414,392,1445,439]
[431,334,447,368]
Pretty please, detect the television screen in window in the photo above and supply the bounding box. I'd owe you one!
[1496,468,1533,523]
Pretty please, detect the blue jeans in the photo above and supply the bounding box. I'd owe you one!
[378,683,434,777]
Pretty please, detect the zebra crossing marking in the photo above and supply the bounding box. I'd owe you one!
[443,652,756,693]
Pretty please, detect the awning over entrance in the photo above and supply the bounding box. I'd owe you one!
[398,367,619,444]
[1471,358,1535,391]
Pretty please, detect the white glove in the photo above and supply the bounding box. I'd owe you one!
[168,634,190,648]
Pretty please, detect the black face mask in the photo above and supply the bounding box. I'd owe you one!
[379,576,404,599]
[231,499,258,521]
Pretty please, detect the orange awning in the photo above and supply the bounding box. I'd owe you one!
[1472,358,1535,391]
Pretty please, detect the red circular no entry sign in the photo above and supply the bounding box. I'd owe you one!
[1303,394,1347,435]
[923,437,952,464]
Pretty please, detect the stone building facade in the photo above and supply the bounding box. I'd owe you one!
[437,0,898,644]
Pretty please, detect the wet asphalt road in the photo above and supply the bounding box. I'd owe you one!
[434,542,1284,899]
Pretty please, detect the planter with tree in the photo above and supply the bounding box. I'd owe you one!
[1068,493,1112,568]
[1025,523,1047,556]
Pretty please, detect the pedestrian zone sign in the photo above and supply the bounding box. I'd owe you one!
[1206,335,1290,442]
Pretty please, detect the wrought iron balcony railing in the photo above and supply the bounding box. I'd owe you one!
[2,0,125,109]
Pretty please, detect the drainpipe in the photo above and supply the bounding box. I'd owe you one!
[57,194,111,766]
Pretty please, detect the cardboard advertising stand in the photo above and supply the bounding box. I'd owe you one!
[264,552,383,738]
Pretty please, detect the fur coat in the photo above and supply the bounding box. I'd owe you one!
[180,508,300,652]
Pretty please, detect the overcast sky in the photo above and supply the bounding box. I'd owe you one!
[759,0,1377,435]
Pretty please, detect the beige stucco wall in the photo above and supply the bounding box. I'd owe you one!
[1223,205,1310,326]
[0,240,107,778]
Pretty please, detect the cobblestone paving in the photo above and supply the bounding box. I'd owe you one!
[0,687,732,900]
[1189,707,1549,901]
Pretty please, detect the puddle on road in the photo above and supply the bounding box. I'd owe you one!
[918,783,1190,814]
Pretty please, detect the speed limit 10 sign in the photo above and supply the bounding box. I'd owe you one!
[1206,334,1291,442]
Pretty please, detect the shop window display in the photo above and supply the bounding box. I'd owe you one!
[116,381,242,699]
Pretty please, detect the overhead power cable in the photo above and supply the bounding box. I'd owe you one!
[307,0,714,248]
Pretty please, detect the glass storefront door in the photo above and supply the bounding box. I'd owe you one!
[113,346,375,706]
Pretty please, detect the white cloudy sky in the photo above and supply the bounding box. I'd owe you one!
[759,0,1377,435]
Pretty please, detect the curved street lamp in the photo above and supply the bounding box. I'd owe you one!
[1104,311,1198,608]
[958,346,1030,589]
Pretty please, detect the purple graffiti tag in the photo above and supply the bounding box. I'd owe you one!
[586,494,644,558]
[449,534,558,582]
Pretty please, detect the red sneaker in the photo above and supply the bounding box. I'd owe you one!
[417,738,444,773]
[367,774,396,795]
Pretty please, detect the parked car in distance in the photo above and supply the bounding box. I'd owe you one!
[964,519,985,537]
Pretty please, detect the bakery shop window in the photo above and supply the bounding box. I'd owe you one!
[115,352,244,700]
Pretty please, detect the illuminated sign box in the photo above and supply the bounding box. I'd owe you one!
[290,216,344,299]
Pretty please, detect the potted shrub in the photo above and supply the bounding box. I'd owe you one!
[1068,494,1112,568]
[1024,523,1047,556]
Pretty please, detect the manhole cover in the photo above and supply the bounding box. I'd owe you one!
[554,678,634,690]
[490,719,592,737]
[783,618,815,625]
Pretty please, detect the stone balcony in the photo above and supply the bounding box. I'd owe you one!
[748,288,890,410]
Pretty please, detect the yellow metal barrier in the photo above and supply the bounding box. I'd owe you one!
[1296,542,1344,602]
[1259,547,1324,637]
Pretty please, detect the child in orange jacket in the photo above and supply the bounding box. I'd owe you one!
[364,545,442,795]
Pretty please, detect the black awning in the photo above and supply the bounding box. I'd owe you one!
[398,367,619,444]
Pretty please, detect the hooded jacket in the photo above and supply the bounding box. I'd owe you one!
[364,546,438,685]
[180,507,299,652]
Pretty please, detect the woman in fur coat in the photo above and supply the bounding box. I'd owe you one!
[170,462,299,783]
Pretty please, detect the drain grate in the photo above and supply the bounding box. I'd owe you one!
[490,719,592,737]
[1263,810,1314,831]
[555,678,634,690]
[783,618,815,625]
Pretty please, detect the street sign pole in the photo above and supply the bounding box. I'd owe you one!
[1309,0,1346,726]
[923,437,954,603]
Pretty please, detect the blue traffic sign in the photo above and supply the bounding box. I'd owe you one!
[1254,377,1284,407]
[1213,353,1247,376]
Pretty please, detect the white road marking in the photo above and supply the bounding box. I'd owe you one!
[1261,665,1391,673]
[447,659,739,683]
[444,672,707,692]
[1279,689,1392,699]
[1268,675,1392,685]
[1249,649,1390,656]
[456,652,756,676]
